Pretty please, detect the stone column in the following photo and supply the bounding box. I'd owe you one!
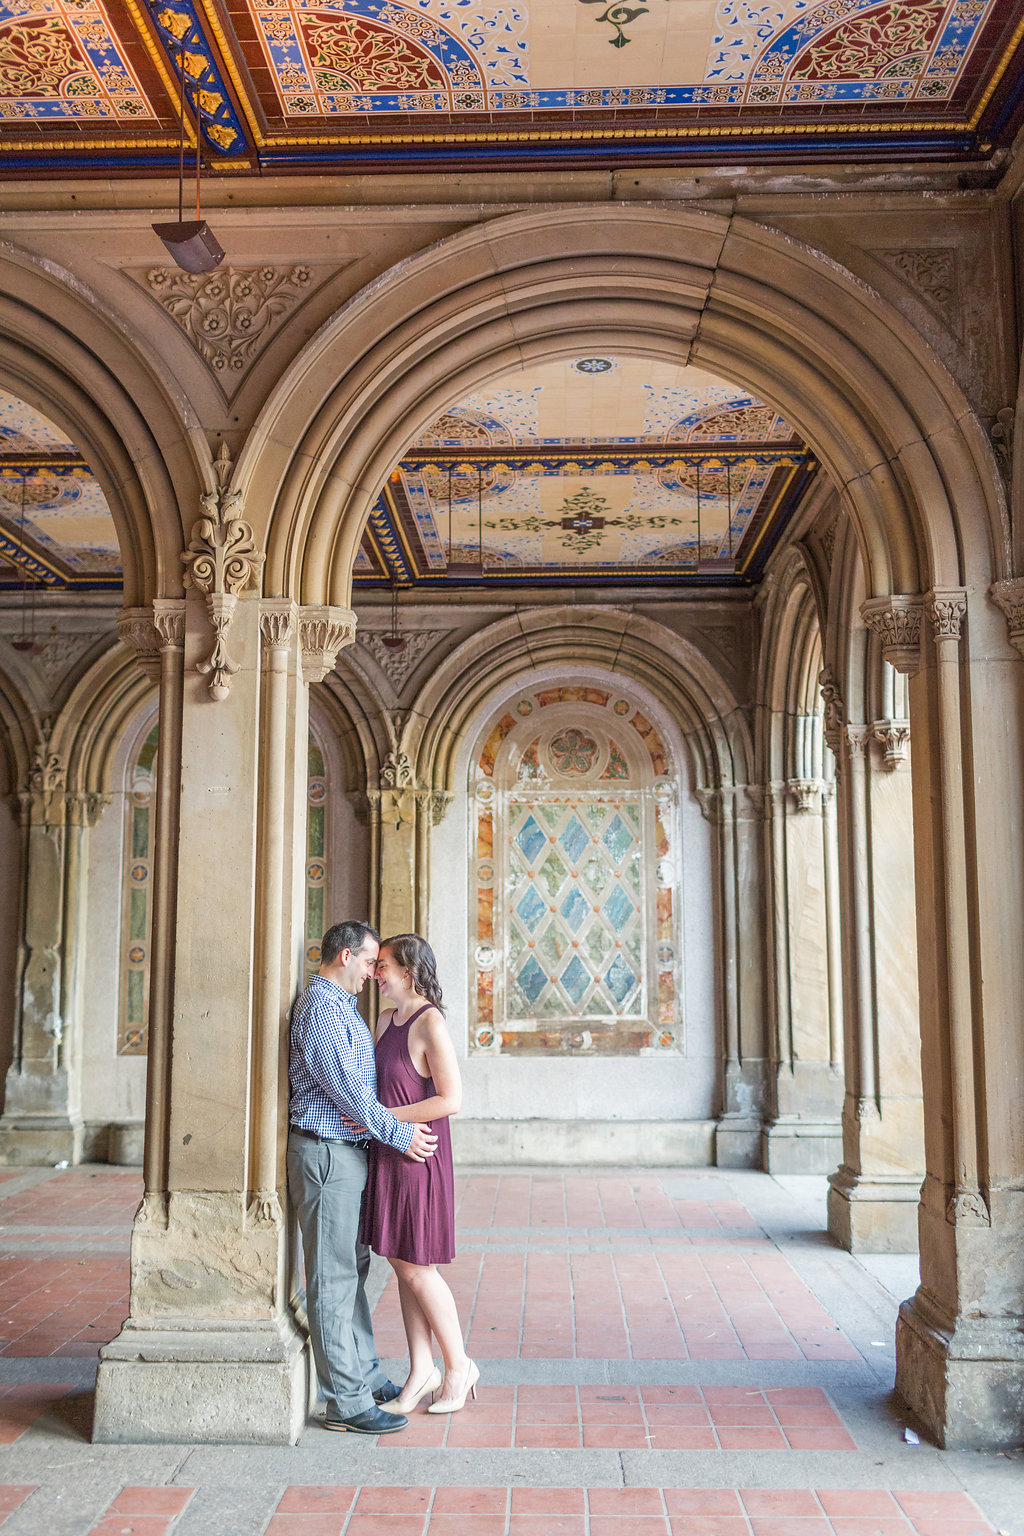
[761,777,844,1174]
[94,467,357,1444]
[823,648,923,1253]
[0,738,107,1165]
[894,586,1024,1447]
[699,785,768,1168]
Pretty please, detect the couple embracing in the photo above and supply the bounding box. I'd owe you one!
[287,920,477,1434]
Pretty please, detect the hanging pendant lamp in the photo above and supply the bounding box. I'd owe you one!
[152,44,224,274]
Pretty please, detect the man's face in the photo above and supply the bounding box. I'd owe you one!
[337,936,380,994]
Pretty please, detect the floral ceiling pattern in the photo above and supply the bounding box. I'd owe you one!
[0,0,1020,169]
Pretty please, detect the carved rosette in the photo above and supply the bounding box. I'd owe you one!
[117,607,162,682]
[990,577,1024,657]
[181,448,266,702]
[861,595,924,675]
[299,606,357,683]
[925,588,967,642]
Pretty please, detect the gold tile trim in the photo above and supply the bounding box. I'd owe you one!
[197,0,266,147]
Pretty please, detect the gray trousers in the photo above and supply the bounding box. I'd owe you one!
[287,1131,385,1417]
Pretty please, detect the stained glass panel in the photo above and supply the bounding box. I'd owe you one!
[118,719,158,1056]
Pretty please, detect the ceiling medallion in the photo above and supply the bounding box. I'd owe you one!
[573,358,615,374]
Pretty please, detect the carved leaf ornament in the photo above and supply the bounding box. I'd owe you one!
[181,453,265,701]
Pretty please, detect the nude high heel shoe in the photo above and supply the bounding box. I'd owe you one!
[426,1359,479,1414]
[379,1363,442,1415]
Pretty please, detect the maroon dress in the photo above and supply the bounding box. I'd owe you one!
[360,1004,455,1265]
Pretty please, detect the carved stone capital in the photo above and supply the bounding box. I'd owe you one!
[872,719,911,770]
[695,786,722,825]
[843,725,871,763]
[299,606,357,684]
[925,588,967,642]
[117,607,162,682]
[258,599,296,651]
[66,790,112,828]
[989,577,1024,657]
[861,594,924,675]
[152,598,186,650]
[787,778,822,813]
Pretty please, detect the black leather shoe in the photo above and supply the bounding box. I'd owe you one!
[372,1378,402,1404]
[324,1404,408,1434]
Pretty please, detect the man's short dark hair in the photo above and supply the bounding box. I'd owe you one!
[321,920,380,967]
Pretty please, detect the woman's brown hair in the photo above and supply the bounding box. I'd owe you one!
[381,933,445,1013]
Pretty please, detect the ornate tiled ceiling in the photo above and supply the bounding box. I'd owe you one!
[0,0,1021,172]
[357,358,814,585]
[0,390,122,587]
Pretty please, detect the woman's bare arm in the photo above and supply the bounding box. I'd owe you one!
[390,1010,463,1122]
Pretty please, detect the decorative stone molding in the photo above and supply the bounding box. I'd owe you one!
[873,720,911,770]
[20,733,67,828]
[117,607,162,682]
[990,577,1024,656]
[429,790,454,826]
[381,751,416,790]
[819,517,837,568]
[298,606,356,683]
[787,778,822,813]
[182,448,265,701]
[990,406,1014,483]
[30,632,106,691]
[947,1188,991,1226]
[358,628,443,689]
[141,264,314,380]
[925,588,967,641]
[877,247,958,326]
[818,666,846,757]
[861,595,924,675]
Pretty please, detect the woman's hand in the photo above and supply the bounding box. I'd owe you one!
[340,1112,368,1136]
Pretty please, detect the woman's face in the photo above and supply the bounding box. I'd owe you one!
[375,947,411,1002]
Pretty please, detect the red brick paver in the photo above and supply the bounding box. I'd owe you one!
[87,1486,193,1534]
[255,1489,997,1536]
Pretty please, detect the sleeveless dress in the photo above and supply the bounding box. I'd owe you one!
[359,1004,455,1265]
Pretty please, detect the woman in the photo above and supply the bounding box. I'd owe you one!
[359,933,478,1415]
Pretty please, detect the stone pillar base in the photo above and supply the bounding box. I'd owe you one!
[896,1293,1024,1450]
[94,1317,308,1444]
[715,1116,762,1168]
[827,1168,921,1252]
[762,1119,843,1175]
[0,1115,84,1167]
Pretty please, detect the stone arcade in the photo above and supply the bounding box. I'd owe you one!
[1,0,1024,1466]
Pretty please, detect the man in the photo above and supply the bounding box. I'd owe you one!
[287,919,438,1434]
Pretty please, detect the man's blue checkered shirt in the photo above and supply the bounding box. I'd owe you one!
[288,975,414,1152]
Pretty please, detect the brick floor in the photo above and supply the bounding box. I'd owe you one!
[0,1167,1013,1536]
[255,1488,999,1536]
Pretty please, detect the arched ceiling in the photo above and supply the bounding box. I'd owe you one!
[357,357,814,587]
[0,0,1021,174]
[0,358,814,592]
[0,390,121,588]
